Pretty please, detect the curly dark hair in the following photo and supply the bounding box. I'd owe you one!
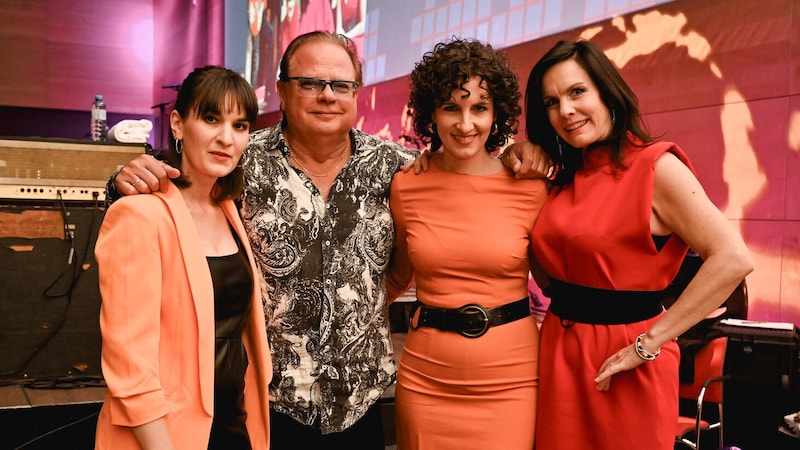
[408,37,522,153]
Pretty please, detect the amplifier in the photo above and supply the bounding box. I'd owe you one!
[0,137,149,201]
[715,319,799,389]
[714,319,800,449]
[0,202,105,382]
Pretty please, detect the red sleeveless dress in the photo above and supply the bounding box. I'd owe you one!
[532,140,694,450]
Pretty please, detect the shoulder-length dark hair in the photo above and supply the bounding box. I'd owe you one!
[524,39,655,185]
[165,65,258,201]
[408,37,522,153]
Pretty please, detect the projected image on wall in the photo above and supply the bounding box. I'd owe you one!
[245,0,674,113]
[247,0,367,113]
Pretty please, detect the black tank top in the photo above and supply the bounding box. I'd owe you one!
[206,229,254,450]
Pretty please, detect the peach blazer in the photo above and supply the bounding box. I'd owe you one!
[94,183,271,449]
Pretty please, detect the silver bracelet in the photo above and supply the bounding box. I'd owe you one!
[634,333,661,361]
[545,162,561,181]
[545,163,556,179]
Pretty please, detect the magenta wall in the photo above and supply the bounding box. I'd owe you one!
[356,0,800,325]
[0,0,224,148]
[0,0,797,325]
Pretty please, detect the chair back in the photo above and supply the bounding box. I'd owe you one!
[679,336,728,404]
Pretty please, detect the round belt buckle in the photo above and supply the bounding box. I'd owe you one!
[458,303,490,338]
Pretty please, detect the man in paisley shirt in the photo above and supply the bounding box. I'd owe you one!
[108,31,548,448]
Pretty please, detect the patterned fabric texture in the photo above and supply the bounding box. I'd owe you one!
[242,124,416,433]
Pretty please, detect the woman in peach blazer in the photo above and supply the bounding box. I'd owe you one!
[94,66,271,449]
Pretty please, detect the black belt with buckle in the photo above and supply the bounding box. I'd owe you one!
[407,298,531,338]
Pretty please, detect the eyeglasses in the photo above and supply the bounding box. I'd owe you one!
[284,77,360,98]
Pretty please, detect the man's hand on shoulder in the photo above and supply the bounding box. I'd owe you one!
[114,154,181,196]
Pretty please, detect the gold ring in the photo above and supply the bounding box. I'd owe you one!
[132,178,142,186]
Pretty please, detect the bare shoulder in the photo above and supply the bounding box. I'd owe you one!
[653,151,702,191]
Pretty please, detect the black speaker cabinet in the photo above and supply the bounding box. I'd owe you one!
[716,322,800,450]
[0,200,105,382]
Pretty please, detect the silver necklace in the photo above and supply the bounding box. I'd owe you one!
[287,137,349,177]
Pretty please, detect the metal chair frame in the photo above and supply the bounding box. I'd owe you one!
[675,336,730,450]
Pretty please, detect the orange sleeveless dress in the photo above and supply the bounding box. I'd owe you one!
[388,161,548,450]
[532,141,693,450]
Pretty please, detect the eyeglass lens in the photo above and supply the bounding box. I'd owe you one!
[293,78,357,96]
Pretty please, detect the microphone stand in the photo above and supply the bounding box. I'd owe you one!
[150,83,180,153]
[150,101,174,154]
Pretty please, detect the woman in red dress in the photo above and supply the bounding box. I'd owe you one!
[524,40,753,449]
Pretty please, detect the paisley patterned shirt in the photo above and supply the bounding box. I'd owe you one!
[242,124,415,434]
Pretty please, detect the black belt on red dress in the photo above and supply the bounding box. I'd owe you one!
[546,279,665,325]
[408,298,531,338]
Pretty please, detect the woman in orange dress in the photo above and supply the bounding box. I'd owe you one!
[523,39,753,449]
[387,38,548,450]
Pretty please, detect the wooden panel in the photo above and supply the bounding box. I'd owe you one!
[0,0,227,116]
[0,0,154,113]
[45,0,154,114]
[0,0,48,105]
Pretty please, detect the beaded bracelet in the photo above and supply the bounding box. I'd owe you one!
[634,333,661,361]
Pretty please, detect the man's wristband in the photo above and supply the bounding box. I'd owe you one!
[104,168,123,207]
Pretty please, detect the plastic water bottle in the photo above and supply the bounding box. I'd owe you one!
[91,94,107,142]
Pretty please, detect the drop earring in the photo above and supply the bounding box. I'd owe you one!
[555,135,563,160]
[548,135,565,181]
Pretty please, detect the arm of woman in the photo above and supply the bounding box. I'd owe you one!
[386,180,415,302]
[645,151,753,350]
[132,417,176,450]
[96,198,173,426]
[528,249,551,293]
[594,151,753,390]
